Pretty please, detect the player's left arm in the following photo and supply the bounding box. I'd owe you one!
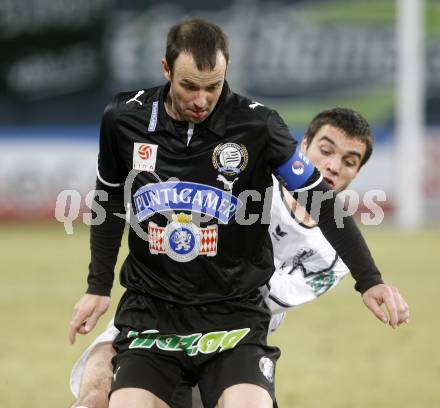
[273,151,410,328]
[274,158,411,327]
[267,111,383,294]
[266,111,410,330]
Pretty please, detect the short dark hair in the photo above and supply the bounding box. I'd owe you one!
[304,107,374,167]
[165,18,229,73]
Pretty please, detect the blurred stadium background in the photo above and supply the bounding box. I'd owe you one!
[0,0,439,407]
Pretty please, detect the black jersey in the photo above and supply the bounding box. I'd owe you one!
[94,82,296,304]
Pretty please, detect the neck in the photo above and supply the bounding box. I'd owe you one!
[282,187,317,227]
[164,89,181,121]
[292,199,317,227]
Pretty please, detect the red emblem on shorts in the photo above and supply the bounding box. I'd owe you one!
[138,144,152,160]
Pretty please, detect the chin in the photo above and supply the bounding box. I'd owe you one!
[335,184,348,193]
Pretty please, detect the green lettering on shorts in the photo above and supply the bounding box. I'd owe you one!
[198,331,227,354]
[176,334,202,356]
[220,328,251,351]
[156,333,201,356]
[128,329,160,349]
[126,328,250,355]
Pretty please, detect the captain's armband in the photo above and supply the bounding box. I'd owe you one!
[274,150,316,192]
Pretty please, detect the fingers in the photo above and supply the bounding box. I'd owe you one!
[69,294,110,344]
[362,284,410,330]
[391,287,410,326]
[381,286,398,329]
[69,303,91,344]
[363,295,388,324]
[85,309,102,333]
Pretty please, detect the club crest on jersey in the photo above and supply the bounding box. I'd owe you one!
[212,143,248,176]
[149,213,217,262]
[133,143,158,172]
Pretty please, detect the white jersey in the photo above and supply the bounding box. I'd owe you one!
[265,177,349,331]
[70,176,349,398]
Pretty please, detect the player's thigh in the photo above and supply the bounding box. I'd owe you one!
[109,388,170,408]
[216,383,272,408]
[192,386,203,408]
[110,349,192,407]
[79,342,116,398]
[198,344,279,408]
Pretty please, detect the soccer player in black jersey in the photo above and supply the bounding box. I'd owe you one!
[69,19,403,408]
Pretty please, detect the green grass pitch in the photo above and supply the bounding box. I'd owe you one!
[0,222,438,407]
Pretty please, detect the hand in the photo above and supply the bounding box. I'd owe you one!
[362,284,409,329]
[69,294,110,344]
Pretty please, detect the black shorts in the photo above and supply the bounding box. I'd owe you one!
[111,290,280,408]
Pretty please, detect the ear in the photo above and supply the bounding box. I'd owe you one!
[300,136,309,154]
[162,58,171,81]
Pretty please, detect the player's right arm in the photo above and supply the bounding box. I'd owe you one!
[69,97,127,344]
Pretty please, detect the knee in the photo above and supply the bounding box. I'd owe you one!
[74,389,109,408]
[217,384,273,408]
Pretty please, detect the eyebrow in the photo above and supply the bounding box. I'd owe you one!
[180,79,223,88]
[319,136,363,160]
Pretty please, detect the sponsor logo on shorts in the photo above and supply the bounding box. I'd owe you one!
[259,356,274,383]
[127,328,251,356]
[133,143,158,172]
[113,366,121,382]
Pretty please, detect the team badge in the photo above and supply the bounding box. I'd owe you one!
[133,143,158,172]
[259,356,274,383]
[212,143,248,176]
[149,213,218,262]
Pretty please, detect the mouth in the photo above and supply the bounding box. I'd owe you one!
[324,176,335,189]
[189,110,206,120]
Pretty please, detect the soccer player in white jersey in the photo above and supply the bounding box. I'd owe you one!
[69,107,409,408]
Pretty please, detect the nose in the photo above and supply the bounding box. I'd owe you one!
[193,92,207,110]
[326,157,341,175]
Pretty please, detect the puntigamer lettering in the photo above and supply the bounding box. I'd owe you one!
[133,181,243,224]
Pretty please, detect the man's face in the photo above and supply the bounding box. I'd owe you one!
[301,124,367,193]
[162,51,227,124]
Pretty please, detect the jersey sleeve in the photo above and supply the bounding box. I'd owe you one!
[266,110,298,170]
[263,258,349,315]
[86,179,126,296]
[97,96,127,187]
